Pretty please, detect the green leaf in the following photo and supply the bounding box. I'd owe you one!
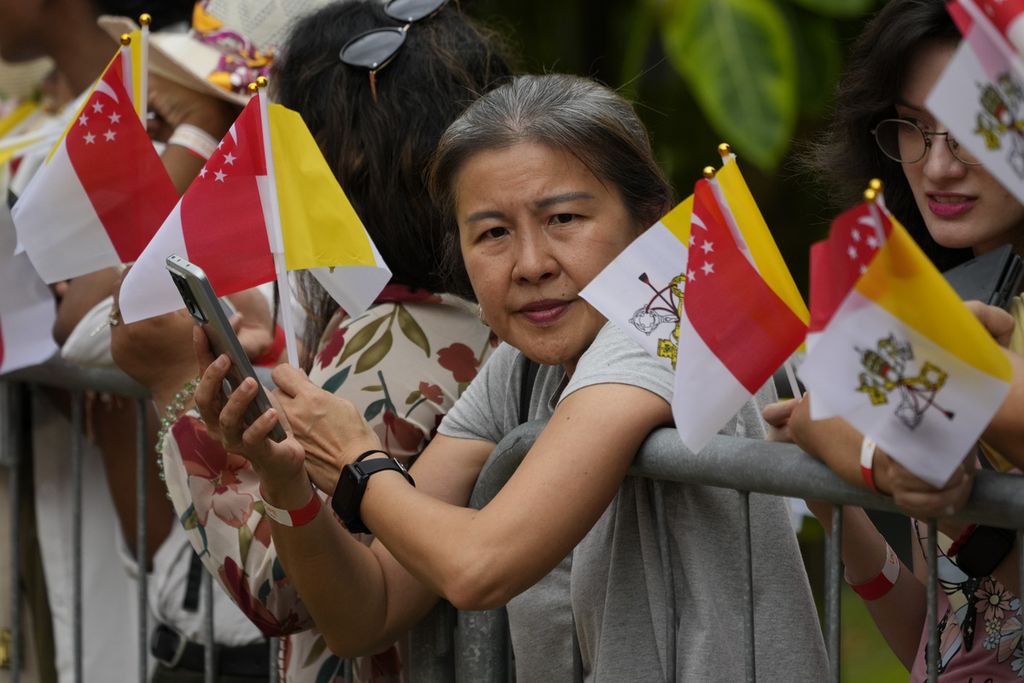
[364,398,387,421]
[661,0,798,170]
[303,635,328,668]
[785,8,842,118]
[783,0,874,20]
[361,384,383,392]
[321,366,350,394]
[405,390,422,405]
[238,524,253,563]
[397,305,430,356]
[355,328,393,373]
[336,315,388,367]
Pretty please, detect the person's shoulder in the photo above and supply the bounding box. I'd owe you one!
[564,322,673,404]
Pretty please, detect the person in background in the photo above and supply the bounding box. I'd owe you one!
[764,0,1024,678]
[111,1,512,680]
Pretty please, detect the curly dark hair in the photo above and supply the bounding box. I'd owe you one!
[807,0,972,270]
[272,0,512,369]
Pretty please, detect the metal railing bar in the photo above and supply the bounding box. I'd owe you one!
[135,398,149,682]
[204,570,214,682]
[738,491,755,683]
[6,383,22,682]
[926,520,939,683]
[70,392,83,683]
[269,637,280,683]
[825,505,842,683]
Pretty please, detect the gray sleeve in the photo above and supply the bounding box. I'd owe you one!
[437,342,520,444]
[559,323,674,406]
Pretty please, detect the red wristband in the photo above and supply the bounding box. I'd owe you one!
[847,544,901,601]
[252,325,286,367]
[259,484,321,527]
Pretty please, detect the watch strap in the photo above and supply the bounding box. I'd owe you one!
[259,484,322,527]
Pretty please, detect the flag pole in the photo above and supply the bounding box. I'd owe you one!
[252,79,301,368]
[864,179,887,247]
[138,13,150,125]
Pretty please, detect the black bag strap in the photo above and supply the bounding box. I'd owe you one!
[183,552,203,611]
[518,355,538,426]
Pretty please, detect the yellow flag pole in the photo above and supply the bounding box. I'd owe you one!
[139,13,151,125]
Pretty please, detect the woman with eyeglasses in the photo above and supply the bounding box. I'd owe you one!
[762,0,1024,678]
[195,73,830,681]
[110,0,512,680]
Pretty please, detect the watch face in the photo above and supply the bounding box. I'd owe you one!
[331,463,364,523]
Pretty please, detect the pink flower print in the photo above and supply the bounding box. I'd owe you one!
[976,578,1015,623]
[172,417,259,528]
[437,343,479,382]
[419,381,443,404]
[316,325,349,369]
[219,557,300,636]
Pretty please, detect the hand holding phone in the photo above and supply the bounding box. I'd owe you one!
[166,255,287,443]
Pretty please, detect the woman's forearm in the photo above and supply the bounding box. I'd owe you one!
[819,507,926,670]
[981,350,1024,468]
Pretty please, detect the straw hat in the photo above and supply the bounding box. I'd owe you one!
[99,0,335,106]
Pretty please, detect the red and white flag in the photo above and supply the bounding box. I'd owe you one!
[672,177,807,451]
[11,48,177,282]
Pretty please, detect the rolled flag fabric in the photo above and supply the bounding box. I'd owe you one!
[0,170,57,375]
[672,173,807,452]
[924,0,1024,203]
[120,93,390,323]
[806,201,887,418]
[580,195,693,368]
[798,201,1012,487]
[11,40,178,282]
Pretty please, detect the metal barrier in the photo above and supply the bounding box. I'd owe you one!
[2,363,1023,682]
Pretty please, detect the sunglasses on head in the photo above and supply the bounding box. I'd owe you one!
[339,0,452,100]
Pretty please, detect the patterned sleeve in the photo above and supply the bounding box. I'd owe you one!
[158,295,498,638]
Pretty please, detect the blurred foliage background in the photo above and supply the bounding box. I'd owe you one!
[472,0,884,293]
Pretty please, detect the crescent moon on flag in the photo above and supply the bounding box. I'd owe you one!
[94,80,120,104]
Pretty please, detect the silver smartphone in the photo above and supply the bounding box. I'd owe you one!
[165,254,287,443]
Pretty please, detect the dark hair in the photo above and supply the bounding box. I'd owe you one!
[92,0,195,30]
[272,0,511,369]
[428,74,674,297]
[808,0,971,269]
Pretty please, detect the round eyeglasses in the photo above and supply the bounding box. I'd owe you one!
[871,118,982,166]
[339,0,451,100]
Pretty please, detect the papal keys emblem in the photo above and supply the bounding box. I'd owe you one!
[855,334,955,430]
[629,272,685,368]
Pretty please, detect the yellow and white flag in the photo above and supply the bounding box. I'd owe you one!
[799,202,1012,486]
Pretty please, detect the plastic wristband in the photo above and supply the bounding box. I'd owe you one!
[167,123,219,161]
[847,543,901,600]
[860,436,878,492]
[259,484,321,527]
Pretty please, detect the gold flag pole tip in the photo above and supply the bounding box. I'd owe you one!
[120,33,132,46]
[717,143,732,157]
[864,188,878,203]
[702,166,716,179]
[247,82,259,94]
[868,178,884,193]
[255,76,269,89]
[139,13,152,26]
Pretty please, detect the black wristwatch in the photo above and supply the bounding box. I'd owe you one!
[952,525,1016,578]
[331,450,415,534]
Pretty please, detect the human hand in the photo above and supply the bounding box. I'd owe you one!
[873,450,975,519]
[965,300,1015,347]
[225,289,276,362]
[147,73,238,142]
[762,398,801,443]
[271,364,383,495]
[193,326,306,488]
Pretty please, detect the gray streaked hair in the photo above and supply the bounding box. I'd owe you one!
[428,74,674,298]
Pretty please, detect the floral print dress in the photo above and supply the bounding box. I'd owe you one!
[159,287,497,682]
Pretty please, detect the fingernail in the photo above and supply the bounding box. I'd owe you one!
[215,355,229,369]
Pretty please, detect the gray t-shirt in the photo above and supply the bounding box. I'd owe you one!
[440,323,827,681]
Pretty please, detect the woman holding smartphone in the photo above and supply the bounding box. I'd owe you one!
[762,0,1024,678]
[196,73,829,680]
